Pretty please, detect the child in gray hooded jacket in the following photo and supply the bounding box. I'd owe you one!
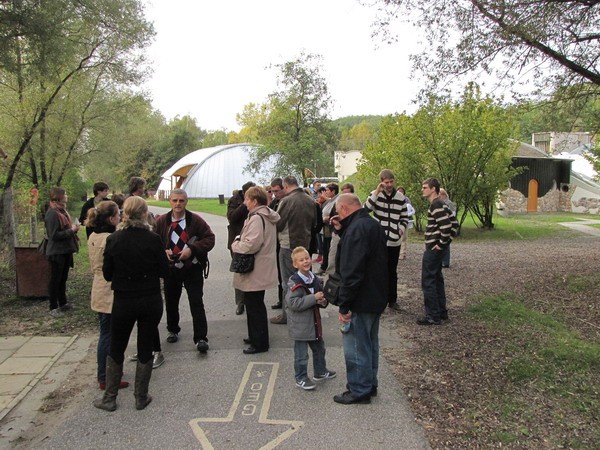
[285,246,336,390]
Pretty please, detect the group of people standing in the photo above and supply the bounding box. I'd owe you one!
[41,168,456,410]
[223,170,455,404]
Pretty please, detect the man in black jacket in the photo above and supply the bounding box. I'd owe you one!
[268,178,286,310]
[80,181,109,237]
[227,181,255,315]
[330,193,388,405]
[270,176,316,325]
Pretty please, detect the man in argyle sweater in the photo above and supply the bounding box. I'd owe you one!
[155,189,215,353]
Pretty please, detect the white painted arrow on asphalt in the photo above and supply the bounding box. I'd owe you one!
[189,362,304,449]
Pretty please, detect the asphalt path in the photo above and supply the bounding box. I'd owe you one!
[41,207,429,450]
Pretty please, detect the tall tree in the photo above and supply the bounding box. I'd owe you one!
[338,120,379,152]
[240,52,337,184]
[358,83,519,229]
[0,0,154,191]
[513,84,600,142]
[0,0,153,255]
[373,0,600,93]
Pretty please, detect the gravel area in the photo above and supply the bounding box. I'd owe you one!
[380,234,600,449]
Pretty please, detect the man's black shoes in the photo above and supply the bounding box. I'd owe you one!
[196,340,209,353]
[235,304,245,315]
[333,390,371,405]
[243,346,268,355]
[416,316,442,326]
[271,301,282,310]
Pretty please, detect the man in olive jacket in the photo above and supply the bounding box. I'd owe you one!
[330,193,388,405]
[270,175,316,325]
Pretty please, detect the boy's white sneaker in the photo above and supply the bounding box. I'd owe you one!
[314,370,337,381]
[295,378,316,390]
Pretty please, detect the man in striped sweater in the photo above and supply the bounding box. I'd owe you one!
[418,178,453,325]
[364,169,409,311]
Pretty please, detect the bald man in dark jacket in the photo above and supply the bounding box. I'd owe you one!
[330,193,387,405]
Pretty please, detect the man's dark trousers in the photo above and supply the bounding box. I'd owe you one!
[164,264,207,343]
[421,247,447,320]
[387,246,400,306]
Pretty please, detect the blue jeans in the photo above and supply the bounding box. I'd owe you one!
[294,339,326,381]
[97,313,111,383]
[342,312,380,397]
[442,244,451,267]
[421,247,447,320]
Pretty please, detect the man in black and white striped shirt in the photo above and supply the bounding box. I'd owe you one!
[364,169,409,311]
[418,178,453,325]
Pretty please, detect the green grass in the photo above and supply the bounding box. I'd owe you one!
[147,199,592,241]
[456,212,584,241]
[147,199,227,217]
[467,294,600,447]
[562,274,600,293]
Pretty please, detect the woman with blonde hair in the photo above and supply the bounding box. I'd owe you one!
[231,186,280,354]
[86,201,129,391]
[93,196,168,412]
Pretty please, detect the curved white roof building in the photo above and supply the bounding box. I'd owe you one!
[156,144,277,198]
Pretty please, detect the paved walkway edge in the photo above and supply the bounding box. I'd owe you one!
[0,335,78,422]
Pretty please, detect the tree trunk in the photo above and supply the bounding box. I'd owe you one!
[0,188,17,268]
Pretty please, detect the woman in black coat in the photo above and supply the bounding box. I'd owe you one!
[93,196,169,412]
[44,187,80,317]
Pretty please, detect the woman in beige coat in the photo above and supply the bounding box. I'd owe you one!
[231,186,280,354]
[86,201,129,390]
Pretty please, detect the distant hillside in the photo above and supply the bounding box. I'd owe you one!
[331,115,385,131]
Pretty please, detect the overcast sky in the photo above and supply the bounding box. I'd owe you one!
[141,0,421,131]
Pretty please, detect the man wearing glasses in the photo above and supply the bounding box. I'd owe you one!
[155,189,215,353]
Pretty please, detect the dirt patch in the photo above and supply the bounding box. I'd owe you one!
[382,235,600,448]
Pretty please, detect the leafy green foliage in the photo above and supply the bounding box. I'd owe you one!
[239,52,337,183]
[513,84,600,142]
[372,0,600,94]
[0,0,155,191]
[358,83,518,229]
[585,143,600,180]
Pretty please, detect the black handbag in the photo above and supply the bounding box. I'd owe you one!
[229,214,265,274]
[37,237,48,256]
[229,252,255,273]
[323,272,341,305]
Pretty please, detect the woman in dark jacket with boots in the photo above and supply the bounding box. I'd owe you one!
[44,187,80,317]
[93,196,169,412]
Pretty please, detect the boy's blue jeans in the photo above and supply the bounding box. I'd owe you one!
[294,339,327,381]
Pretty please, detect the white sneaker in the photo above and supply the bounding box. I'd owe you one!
[314,370,337,381]
[152,352,165,369]
[49,308,64,318]
[295,378,316,390]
